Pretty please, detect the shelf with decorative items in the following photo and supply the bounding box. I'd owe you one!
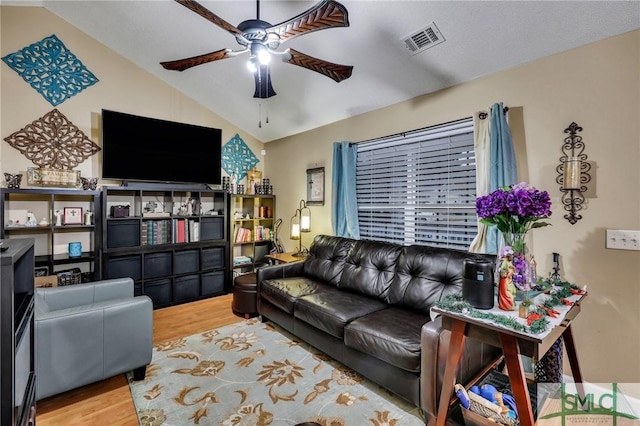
[230,193,275,275]
[0,188,102,284]
[101,185,230,308]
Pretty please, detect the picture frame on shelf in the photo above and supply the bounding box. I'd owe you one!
[63,207,83,225]
[306,167,325,206]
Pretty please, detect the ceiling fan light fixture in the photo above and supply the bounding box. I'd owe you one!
[250,42,271,66]
[163,0,353,97]
[257,48,271,65]
[247,56,258,73]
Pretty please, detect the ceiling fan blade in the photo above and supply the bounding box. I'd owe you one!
[284,48,353,82]
[268,0,349,43]
[161,49,232,71]
[253,65,276,99]
[174,0,243,36]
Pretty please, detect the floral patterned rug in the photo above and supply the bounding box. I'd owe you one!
[128,318,425,426]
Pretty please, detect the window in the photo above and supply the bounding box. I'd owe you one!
[355,118,477,250]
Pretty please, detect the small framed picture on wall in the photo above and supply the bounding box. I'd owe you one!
[63,207,83,225]
[306,167,325,206]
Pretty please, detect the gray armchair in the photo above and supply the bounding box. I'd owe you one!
[35,278,153,400]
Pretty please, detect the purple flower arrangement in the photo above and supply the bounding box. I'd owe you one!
[480,183,552,292]
[512,254,529,289]
[476,182,552,234]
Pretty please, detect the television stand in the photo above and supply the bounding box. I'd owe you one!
[119,181,211,191]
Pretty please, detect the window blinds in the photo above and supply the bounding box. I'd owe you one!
[355,118,477,250]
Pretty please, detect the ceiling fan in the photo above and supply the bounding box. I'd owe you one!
[161,0,354,99]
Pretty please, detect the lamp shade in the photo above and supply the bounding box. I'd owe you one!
[290,214,301,240]
[300,206,311,233]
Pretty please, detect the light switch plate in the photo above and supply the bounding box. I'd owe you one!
[606,230,640,250]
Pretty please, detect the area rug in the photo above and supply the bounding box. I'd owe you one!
[128,318,425,425]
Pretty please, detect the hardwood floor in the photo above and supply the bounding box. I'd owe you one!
[36,294,240,426]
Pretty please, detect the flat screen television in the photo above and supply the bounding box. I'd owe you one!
[101,109,222,185]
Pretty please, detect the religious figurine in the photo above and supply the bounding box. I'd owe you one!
[246,167,262,195]
[25,211,37,227]
[84,211,93,225]
[498,247,517,311]
[54,210,63,226]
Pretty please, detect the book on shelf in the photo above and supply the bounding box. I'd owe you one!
[233,226,252,243]
[233,255,252,266]
[175,219,186,243]
[141,222,148,245]
[252,226,272,242]
[140,219,172,246]
[169,218,200,243]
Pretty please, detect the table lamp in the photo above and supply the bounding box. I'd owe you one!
[290,200,311,257]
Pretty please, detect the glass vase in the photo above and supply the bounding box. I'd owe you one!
[497,231,531,309]
[502,231,527,255]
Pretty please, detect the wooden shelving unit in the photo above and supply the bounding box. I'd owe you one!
[0,188,101,281]
[231,194,275,274]
[101,186,230,308]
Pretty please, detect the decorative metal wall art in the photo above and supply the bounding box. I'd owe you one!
[2,34,99,106]
[555,122,591,224]
[4,108,101,170]
[221,133,259,181]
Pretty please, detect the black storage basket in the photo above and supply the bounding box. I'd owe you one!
[57,268,82,286]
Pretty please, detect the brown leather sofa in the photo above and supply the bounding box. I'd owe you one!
[257,235,501,421]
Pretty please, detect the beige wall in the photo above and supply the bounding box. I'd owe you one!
[265,30,640,383]
[0,6,264,185]
[2,5,640,384]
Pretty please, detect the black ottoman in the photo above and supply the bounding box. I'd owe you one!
[232,272,258,318]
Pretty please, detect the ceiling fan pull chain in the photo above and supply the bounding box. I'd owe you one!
[266,99,269,124]
[259,103,262,128]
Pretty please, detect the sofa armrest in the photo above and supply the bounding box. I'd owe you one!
[256,262,305,290]
[420,316,502,419]
[36,278,134,311]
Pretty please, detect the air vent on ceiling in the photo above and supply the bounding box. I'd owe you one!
[401,22,445,55]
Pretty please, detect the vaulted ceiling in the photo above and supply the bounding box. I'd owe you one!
[21,1,640,142]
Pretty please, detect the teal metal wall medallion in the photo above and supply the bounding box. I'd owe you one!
[2,34,99,106]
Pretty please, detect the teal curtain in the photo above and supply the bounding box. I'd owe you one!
[331,142,360,238]
[487,102,517,253]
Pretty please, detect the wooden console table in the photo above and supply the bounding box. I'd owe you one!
[431,293,586,426]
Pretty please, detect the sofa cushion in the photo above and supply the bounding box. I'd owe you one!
[388,245,493,313]
[294,288,388,339]
[344,307,429,373]
[339,239,403,301]
[302,235,355,286]
[261,277,333,314]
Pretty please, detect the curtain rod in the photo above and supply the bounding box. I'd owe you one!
[478,106,509,120]
[350,116,473,146]
[350,106,510,146]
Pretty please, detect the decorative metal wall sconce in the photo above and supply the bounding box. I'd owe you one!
[556,122,591,224]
